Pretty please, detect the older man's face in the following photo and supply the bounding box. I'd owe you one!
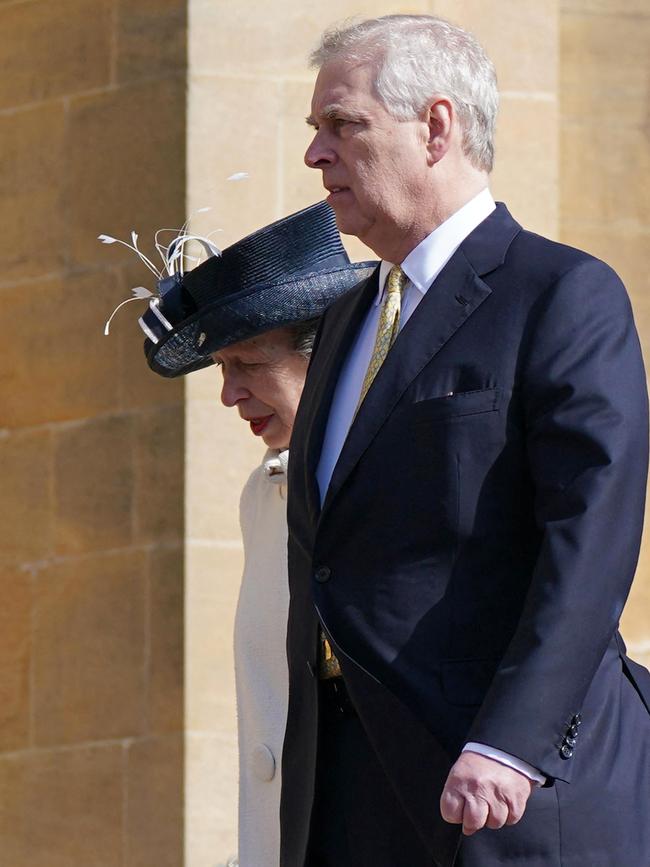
[305,59,430,258]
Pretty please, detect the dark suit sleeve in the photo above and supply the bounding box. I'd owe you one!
[467,257,649,782]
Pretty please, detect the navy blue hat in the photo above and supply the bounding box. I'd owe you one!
[141,201,376,378]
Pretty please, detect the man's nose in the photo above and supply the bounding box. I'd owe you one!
[220,374,249,408]
[304,132,336,169]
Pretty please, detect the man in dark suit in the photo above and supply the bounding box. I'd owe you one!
[281,14,650,867]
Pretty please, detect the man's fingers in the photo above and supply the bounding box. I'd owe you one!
[485,798,509,830]
[442,792,512,835]
[462,796,489,836]
[440,788,464,825]
[504,790,530,826]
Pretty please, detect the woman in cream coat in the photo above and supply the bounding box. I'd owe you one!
[129,202,375,866]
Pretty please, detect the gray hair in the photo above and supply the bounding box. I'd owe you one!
[310,15,498,173]
[288,318,319,359]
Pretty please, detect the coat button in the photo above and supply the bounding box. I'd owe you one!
[564,736,577,748]
[568,724,579,738]
[314,566,331,583]
[560,744,574,760]
[251,743,276,781]
[572,713,582,725]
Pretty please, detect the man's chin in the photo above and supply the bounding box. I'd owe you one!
[330,208,370,240]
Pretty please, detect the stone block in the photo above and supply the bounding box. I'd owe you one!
[0,0,112,111]
[0,743,123,867]
[187,75,282,247]
[492,95,559,239]
[0,567,31,751]
[147,545,184,733]
[561,1,650,15]
[67,78,185,269]
[185,544,242,731]
[0,102,65,281]
[125,735,184,867]
[432,0,558,94]
[185,732,238,867]
[1,270,123,429]
[561,123,650,229]
[0,429,52,566]
[561,12,649,126]
[53,414,134,555]
[134,405,184,544]
[186,397,263,543]
[190,0,427,77]
[116,0,187,84]
[32,550,147,745]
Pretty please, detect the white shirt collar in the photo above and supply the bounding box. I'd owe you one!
[376,188,496,304]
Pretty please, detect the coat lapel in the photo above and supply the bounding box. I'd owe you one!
[319,203,521,519]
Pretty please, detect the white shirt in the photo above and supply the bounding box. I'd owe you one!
[316,188,546,786]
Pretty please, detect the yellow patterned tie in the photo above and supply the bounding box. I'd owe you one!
[357,264,408,408]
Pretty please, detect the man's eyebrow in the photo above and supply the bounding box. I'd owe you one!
[305,104,358,127]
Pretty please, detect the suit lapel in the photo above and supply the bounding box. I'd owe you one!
[319,203,522,519]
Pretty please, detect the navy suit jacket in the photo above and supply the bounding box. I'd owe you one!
[280,204,650,866]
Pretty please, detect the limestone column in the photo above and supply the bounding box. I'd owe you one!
[0,1,186,864]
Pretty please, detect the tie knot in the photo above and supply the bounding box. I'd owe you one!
[386,264,407,297]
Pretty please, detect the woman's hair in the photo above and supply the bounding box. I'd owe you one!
[288,318,319,359]
[310,14,498,173]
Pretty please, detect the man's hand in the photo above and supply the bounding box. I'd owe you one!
[440,752,534,836]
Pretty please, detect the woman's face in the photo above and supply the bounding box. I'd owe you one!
[213,327,309,450]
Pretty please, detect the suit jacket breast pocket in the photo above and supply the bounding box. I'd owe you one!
[411,387,500,425]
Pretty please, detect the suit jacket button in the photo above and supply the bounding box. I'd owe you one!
[564,736,577,748]
[569,724,580,738]
[251,743,276,781]
[572,713,582,725]
[314,566,331,583]
[560,744,574,760]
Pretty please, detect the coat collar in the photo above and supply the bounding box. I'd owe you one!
[303,203,522,522]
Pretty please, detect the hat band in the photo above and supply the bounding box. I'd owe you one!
[139,298,174,345]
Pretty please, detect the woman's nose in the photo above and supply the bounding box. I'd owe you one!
[220,374,249,408]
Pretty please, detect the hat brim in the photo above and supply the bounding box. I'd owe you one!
[145,261,378,378]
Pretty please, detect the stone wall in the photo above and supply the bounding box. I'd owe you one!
[0,1,187,864]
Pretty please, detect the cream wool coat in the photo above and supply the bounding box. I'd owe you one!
[234,449,290,867]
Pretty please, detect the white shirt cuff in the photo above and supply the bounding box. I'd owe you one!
[463,742,547,786]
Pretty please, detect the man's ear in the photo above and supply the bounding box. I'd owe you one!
[425,98,453,165]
